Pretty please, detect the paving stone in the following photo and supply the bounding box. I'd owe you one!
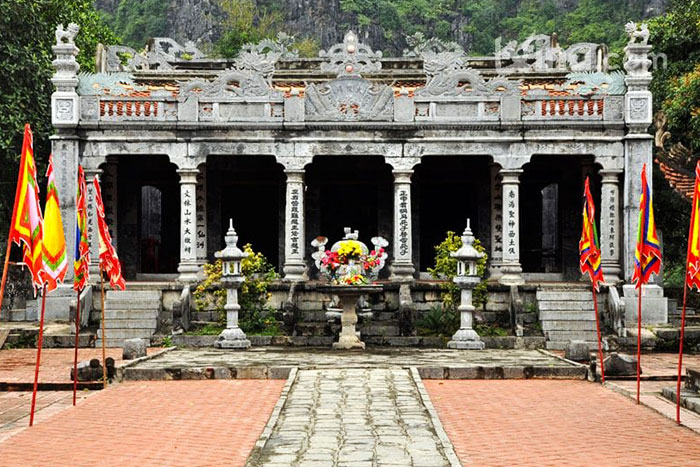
[246,368,452,466]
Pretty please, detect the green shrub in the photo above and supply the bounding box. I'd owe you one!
[427,230,488,311]
[416,305,459,337]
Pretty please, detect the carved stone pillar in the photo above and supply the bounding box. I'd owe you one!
[177,169,200,282]
[283,170,306,280]
[600,169,622,283]
[390,170,415,280]
[195,167,208,266]
[499,169,523,285]
[84,167,103,281]
[489,164,505,279]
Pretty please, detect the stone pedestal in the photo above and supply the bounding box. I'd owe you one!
[321,285,382,350]
[447,278,485,350]
[622,284,668,325]
[215,291,251,350]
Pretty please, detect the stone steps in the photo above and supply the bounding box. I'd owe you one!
[537,286,599,350]
[98,290,161,348]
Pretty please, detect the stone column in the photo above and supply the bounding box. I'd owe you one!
[489,164,505,279]
[600,169,622,283]
[499,169,523,285]
[391,170,415,280]
[283,170,306,280]
[177,169,200,282]
[83,167,103,280]
[195,167,208,266]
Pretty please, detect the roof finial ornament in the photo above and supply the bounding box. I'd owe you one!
[319,30,382,77]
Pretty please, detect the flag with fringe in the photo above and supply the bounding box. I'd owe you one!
[93,175,125,290]
[632,164,662,287]
[686,161,700,291]
[73,165,90,292]
[8,124,44,292]
[41,155,68,292]
[579,177,605,291]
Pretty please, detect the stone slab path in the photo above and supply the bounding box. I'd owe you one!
[122,347,585,381]
[246,368,459,467]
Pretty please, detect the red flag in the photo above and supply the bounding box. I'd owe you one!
[93,175,125,290]
[579,177,605,291]
[686,162,700,290]
[73,166,90,291]
[9,124,44,292]
[631,164,662,287]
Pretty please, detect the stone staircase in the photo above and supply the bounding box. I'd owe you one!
[662,369,700,416]
[97,290,161,348]
[537,285,599,350]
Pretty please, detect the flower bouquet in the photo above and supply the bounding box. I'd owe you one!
[312,228,388,285]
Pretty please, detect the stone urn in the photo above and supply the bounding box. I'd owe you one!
[312,227,388,349]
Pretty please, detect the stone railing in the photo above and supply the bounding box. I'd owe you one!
[78,91,626,125]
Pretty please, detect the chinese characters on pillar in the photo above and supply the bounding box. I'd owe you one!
[195,171,207,260]
[491,169,503,259]
[181,184,196,259]
[398,189,409,257]
[505,188,517,259]
[290,187,300,256]
[101,166,118,246]
[607,187,616,258]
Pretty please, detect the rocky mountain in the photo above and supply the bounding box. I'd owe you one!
[96,0,667,55]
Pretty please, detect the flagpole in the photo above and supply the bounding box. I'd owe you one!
[100,273,107,389]
[636,276,643,405]
[592,287,606,383]
[29,283,47,427]
[677,282,689,424]
[0,238,12,319]
[72,291,81,406]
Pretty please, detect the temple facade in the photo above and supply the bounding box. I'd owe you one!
[45,24,664,347]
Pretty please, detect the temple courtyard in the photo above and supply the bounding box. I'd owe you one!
[1,348,700,466]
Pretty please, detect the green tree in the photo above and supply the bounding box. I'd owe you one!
[647,0,700,272]
[0,0,116,240]
[214,0,284,58]
[104,0,168,50]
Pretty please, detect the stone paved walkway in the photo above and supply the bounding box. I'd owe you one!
[247,368,458,467]
[122,347,585,380]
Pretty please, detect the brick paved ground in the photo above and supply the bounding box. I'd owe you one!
[0,380,285,467]
[425,379,700,466]
[0,348,162,383]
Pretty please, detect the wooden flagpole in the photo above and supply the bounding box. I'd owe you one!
[676,283,689,424]
[29,283,48,427]
[100,273,107,388]
[636,277,643,405]
[592,287,605,383]
[72,291,81,405]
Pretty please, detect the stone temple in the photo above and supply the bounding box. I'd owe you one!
[41,24,666,349]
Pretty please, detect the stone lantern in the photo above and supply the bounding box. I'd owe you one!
[447,219,485,350]
[214,220,250,349]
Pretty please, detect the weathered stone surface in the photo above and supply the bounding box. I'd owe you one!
[246,369,455,466]
[122,338,147,360]
[604,352,639,376]
[565,340,592,361]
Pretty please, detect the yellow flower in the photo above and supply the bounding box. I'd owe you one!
[337,240,362,258]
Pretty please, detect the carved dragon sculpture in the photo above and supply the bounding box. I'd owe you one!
[655,111,696,201]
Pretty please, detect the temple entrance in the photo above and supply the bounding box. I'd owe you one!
[207,156,285,269]
[305,157,393,274]
[520,155,600,279]
[116,155,180,279]
[414,156,491,272]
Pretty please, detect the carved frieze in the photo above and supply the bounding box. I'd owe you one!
[319,30,382,77]
[495,34,603,72]
[305,76,393,121]
[77,72,148,96]
[566,71,626,95]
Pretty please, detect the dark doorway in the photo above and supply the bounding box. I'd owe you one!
[520,155,599,278]
[207,156,285,269]
[414,156,491,272]
[117,155,179,278]
[305,157,393,272]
